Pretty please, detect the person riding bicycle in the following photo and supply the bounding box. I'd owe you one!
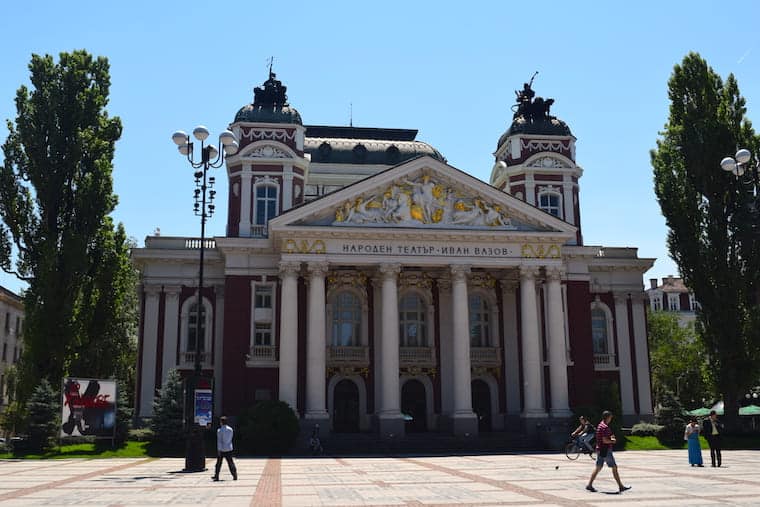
[571,415,595,454]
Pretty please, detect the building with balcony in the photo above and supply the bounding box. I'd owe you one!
[0,285,24,408]
[132,73,655,437]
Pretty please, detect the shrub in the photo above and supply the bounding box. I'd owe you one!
[149,369,185,447]
[630,421,664,437]
[655,390,686,446]
[26,379,60,452]
[114,380,132,445]
[128,428,154,442]
[237,400,299,455]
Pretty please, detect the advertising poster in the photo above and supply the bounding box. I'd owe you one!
[194,389,213,427]
[61,378,117,438]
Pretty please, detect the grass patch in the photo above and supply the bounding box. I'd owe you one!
[0,441,151,459]
[624,434,760,451]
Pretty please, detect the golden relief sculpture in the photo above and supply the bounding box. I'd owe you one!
[333,174,513,228]
[521,244,561,259]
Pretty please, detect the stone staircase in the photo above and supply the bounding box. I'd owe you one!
[296,431,543,457]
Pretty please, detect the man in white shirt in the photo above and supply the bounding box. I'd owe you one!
[212,416,237,481]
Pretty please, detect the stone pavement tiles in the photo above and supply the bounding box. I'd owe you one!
[1,451,760,505]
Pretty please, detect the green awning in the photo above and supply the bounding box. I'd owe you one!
[739,405,760,416]
[686,407,711,416]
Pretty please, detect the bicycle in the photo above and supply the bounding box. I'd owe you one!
[564,436,595,460]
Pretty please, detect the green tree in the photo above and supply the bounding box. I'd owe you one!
[0,51,136,400]
[651,52,760,427]
[26,379,60,452]
[648,310,711,409]
[150,369,185,447]
[655,389,686,447]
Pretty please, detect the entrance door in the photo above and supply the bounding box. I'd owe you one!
[472,379,492,432]
[333,379,360,433]
[401,379,427,432]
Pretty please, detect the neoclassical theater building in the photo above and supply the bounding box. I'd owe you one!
[132,73,654,437]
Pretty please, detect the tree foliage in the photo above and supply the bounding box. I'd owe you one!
[150,369,185,447]
[648,310,711,409]
[0,50,136,400]
[26,379,60,452]
[238,400,300,454]
[654,389,686,447]
[651,52,760,424]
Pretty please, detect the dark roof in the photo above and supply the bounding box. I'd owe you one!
[497,116,573,149]
[304,136,444,165]
[305,126,418,142]
[0,285,22,303]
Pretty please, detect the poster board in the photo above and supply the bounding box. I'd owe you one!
[61,378,117,438]
[194,388,213,427]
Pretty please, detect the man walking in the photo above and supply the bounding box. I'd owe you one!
[586,410,630,493]
[702,410,723,467]
[212,416,237,481]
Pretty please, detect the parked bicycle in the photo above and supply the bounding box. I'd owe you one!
[564,435,595,460]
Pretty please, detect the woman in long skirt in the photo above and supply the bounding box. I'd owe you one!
[685,417,703,466]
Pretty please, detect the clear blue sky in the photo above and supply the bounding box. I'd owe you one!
[1,1,759,295]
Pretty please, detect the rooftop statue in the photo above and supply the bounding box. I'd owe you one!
[253,70,288,108]
[512,72,556,123]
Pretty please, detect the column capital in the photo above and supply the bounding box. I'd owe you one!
[629,291,647,304]
[379,263,401,281]
[612,292,629,304]
[519,265,540,280]
[545,266,565,282]
[144,285,162,297]
[306,261,329,278]
[279,260,302,277]
[162,285,182,295]
[450,265,471,282]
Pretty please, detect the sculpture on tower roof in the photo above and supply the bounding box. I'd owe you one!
[253,70,288,108]
[512,72,556,123]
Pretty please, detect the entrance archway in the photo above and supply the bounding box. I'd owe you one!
[401,379,427,432]
[333,379,360,433]
[472,379,492,432]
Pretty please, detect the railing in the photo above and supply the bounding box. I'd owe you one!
[248,345,277,362]
[400,347,436,367]
[144,236,218,249]
[181,351,210,365]
[593,353,617,369]
[470,347,501,366]
[327,346,369,366]
[250,225,268,238]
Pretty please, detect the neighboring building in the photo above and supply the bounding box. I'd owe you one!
[0,285,24,407]
[646,276,697,325]
[132,73,655,437]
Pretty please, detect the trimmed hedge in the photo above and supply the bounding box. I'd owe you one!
[237,401,299,455]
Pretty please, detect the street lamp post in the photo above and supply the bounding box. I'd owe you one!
[171,125,238,472]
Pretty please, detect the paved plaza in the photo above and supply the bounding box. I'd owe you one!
[1,450,760,506]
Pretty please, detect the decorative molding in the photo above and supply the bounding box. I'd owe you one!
[327,271,368,292]
[254,175,278,186]
[332,173,514,228]
[521,244,561,259]
[399,366,437,378]
[521,139,569,152]
[471,366,501,378]
[327,366,369,378]
[450,265,471,282]
[537,184,561,194]
[399,272,432,290]
[282,238,326,254]
[527,156,569,169]
[245,144,292,159]
[379,263,401,281]
[240,128,295,142]
[469,272,496,289]
[306,261,329,278]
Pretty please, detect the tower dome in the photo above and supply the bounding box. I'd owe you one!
[234,71,302,125]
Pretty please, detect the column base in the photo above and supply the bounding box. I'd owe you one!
[550,408,573,418]
[304,412,330,438]
[377,413,405,439]
[450,412,478,438]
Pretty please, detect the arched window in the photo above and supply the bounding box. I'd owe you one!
[255,185,278,225]
[188,302,207,354]
[332,292,361,346]
[591,308,608,355]
[399,294,426,347]
[469,294,490,347]
[538,191,562,218]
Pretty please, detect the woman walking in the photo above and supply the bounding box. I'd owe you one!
[685,417,703,467]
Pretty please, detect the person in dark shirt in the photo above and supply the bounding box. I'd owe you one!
[702,410,723,467]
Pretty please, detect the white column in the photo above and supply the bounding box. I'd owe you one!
[379,263,402,419]
[278,261,300,412]
[562,176,575,225]
[239,168,252,237]
[525,174,536,206]
[139,286,161,417]
[631,293,653,415]
[305,261,329,420]
[546,267,571,416]
[437,277,454,414]
[451,265,474,417]
[520,266,545,416]
[161,286,180,385]
[282,164,293,211]
[613,293,636,417]
[213,284,225,416]
[500,277,521,415]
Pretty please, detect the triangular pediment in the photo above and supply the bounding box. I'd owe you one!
[269,156,576,238]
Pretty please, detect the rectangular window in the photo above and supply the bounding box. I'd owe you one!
[254,323,272,346]
[539,193,562,218]
[255,186,278,225]
[668,293,679,311]
[188,305,206,353]
[1,343,6,361]
[255,285,273,309]
[652,295,662,311]
[12,346,17,363]
[15,316,20,335]
[4,313,8,333]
